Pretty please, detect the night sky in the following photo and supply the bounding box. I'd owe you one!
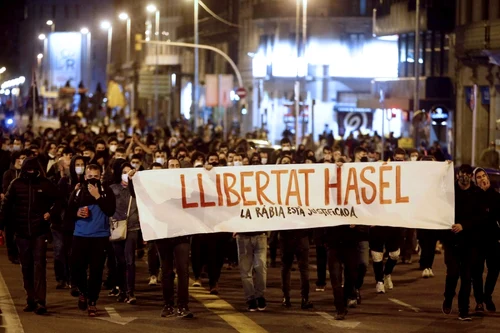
[0,1,26,77]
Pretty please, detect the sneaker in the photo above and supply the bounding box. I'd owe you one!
[209,285,219,295]
[56,281,68,289]
[149,275,158,286]
[458,312,472,321]
[485,299,496,312]
[108,287,120,297]
[257,297,267,311]
[376,281,385,294]
[88,304,98,317]
[442,299,452,315]
[23,302,37,312]
[356,289,362,304]
[192,279,202,287]
[126,294,137,305]
[78,294,88,311]
[428,268,435,277]
[475,303,484,315]
[282,297,292,308]
[161,305,176,317]
[347,299,357,308]
[301,298,314,310]
[315,285,326,292]
[247,299,258,312]
[117,292,127,303]
[177,306,194,319]
[34,304,47,315]
[335,310,348,320]
[384,275,394,290]
[422,269,430,278]
[70,286,80,297]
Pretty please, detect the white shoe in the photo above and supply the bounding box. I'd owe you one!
[428,268,434,277]
[376,281,385,294]
[384,275,394,290]
[422,268,430,278]
[149,275,158,286]
[192,279,202,287]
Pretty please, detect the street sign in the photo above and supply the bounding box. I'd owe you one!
[236,87,247,99]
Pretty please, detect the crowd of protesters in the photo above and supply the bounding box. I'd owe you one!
[0,119,497,322]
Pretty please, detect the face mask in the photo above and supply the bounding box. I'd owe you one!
[121,174,129,184]
[368,158,376,162]
[75,166,85,175]
[360,156,369,163]
[219,158,227,165]
[118,136,125,142]
[131,163,139,169]
[47,133,54,139]
[194,161,204,168]
[410,156,418,161]
[458,175,470,186]
[87,178,101,187]
[109,145,117,153]
[13,145,21,151]
[261,158,268,165]
[233,161,242,167]
[155,157,165,165]
[210,162,219,167]
[71,130,77,135]
[282,146,291,151]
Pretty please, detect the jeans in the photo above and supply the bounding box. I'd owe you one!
[356,241,369,289]
[328,243,358,312]
[237,234,267,301]
[72,236,108,303]
[418,229,438,269]
[156,239,190,307]
[147,241,160,276]
[472,241,500,304]
[443,243,476,313]
[52,229,73,284]
[281,236,310,299]
[17,234,48,305]
[112,230,138,294]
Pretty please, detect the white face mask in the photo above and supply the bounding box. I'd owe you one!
[13,145,21,151]
[131,163,140,169]
[121,174,129,184]
[282,146,291,151]
[75,166,85,175]
[410,156,418,162]
[155,157,165,165]
[261,158,268,165]
[109,145,117,153]
[233,161,242,167]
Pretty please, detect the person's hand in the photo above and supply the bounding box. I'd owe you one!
[77,208,88,218]
[87,183,101,200]
[74,183,81,191]
[350,224,356,228]
[336,161,344,168]
[128,169,137,179]
[43,212,50,221]
[233,232,238,238]
[452,224,463,233]
[0,193,4,201]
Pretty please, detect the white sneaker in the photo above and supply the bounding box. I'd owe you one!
[384,275,394,290]
[428,268,434,277]
[192,279,202,287]
[149,275,158,286]
[376,281,385,294]
[422,269,430,278]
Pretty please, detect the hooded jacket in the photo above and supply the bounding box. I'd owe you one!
[66,175,116,238]
[2,165,22,194]
[473,168,500,243]
[0,157,61,238]
[110,163,140,231]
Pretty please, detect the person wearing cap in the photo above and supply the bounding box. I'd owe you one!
[0,157,61,315]
[471,167,500,313]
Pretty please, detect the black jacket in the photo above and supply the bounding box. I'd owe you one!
[478,187,500,243]
[0,157,61,238]
[2,166,21,194]
[324,225,368,248]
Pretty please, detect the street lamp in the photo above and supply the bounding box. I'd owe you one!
[294,0,308,146]
[0,67,6,74]
[80,27,89,34]
[146,4,160,125]
[101,21,113,83]
[46,20,55,32]
[38,33,46,40]
[81,27,91,90]
[37,53,44,60]
[119,12,132,63]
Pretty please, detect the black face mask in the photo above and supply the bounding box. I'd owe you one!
[87,178,101,187]
[219,159,227,165]
[251,161,260,165]
[360,156,369,163]
[210,162,219,167]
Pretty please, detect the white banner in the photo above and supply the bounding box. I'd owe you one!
[133,162,455,241]
[49,32,82,88]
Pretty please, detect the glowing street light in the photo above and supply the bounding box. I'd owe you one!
[46,20,53,26]
[81,27,89,34]
[100,21,111,30]
[118,12,129,20]
[37,53,44,59]
[118,13,132,63]
[0,67,6,74]
[38,33,46,40]
[146,4,157,13]
[100,21,113,82]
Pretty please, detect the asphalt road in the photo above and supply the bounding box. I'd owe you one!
[0,244,499,333]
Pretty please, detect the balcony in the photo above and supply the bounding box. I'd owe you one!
[455,21,500,60]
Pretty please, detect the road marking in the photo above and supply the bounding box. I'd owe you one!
[0,270,24,333]
[97,307,137,325]
[189,280,268,333]
[388,298,420,312]
[316,311,361,329]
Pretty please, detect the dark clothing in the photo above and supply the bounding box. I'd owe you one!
[52,229,73,284]
[156,237,191,307]
[71,236,108,303]
[473,242,500,304]
[328,244,358,312]
[110,184,140,231]
[418,229,439,269]
[147,242,160,276]
[207,233,230,288]
[2,167,21,194]
[191,234,207,280]
[313,228,327,287]
[57,156,87,232]
[113,230,139,294]
[0,157,61,238]
[0,149,11,192]
[370,226,401,283]
[280,233,310,299]
[444,243,476,313]
[17,233,48,305]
